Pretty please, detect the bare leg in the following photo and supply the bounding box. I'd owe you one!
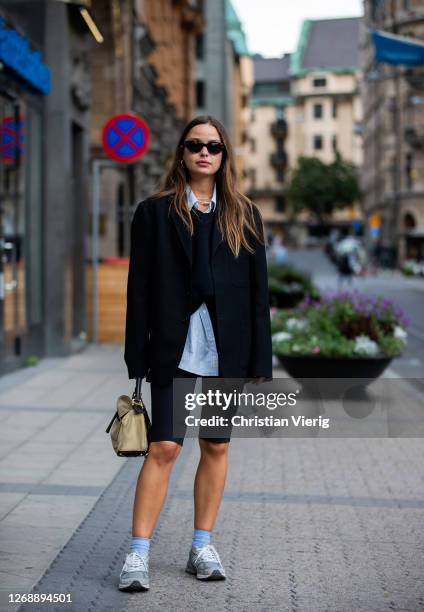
[132,441,182,537]
[193,439,229,531]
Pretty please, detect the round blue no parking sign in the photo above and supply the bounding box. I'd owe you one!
[101,113,150,163]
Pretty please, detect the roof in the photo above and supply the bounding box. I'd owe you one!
[291,17,360,76]
[225,0,250,56]
[254,55,291,83]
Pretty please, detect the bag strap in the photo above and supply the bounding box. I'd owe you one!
[134,377,142,400]
[105,411,118,433]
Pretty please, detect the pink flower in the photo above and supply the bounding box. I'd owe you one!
[312,346,321,354]
[269,307,278,320]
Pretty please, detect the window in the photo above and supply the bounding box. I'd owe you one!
[313,103,323,119]
[275,196,286,212]
[276,138,284,153]
[405,152,414,190]
[195,35,204,59]
[251,138,256,153]
[332,100,338,118]
[276,168,285,183]
[313,77,327,88]
[332,134,338,152]
[313,135,323,150]
[250,168,256,187]
[196,80,205,107]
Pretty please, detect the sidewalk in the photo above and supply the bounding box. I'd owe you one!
[0,345,423,611]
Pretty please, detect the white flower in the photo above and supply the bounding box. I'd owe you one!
[272,331,292,342]
[354,335,379,356]
[393,326,407,343]
[286,317,307,330]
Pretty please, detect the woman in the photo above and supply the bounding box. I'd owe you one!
[120,115,272,592]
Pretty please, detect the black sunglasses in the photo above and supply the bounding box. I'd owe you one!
[183,140,225,155]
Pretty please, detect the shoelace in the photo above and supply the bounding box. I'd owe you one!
[127,552,148,571]
[195,545,220,564]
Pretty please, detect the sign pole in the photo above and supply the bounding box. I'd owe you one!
[91,159,100,344]
[92,113,150,344]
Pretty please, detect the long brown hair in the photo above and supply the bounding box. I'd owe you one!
[152,115,264,257]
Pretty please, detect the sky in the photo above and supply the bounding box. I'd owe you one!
[230,0,363,57]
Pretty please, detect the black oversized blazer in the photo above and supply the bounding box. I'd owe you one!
[124,192,273,386]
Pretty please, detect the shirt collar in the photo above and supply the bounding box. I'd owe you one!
[186,184,217,212]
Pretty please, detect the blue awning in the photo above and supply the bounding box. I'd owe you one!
[372,30,424,66]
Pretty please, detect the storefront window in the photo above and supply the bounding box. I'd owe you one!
[0,96,27,349]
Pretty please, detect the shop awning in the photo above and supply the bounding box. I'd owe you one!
[372,30,424,66]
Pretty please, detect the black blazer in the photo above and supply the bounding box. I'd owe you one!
[124,193,273,386]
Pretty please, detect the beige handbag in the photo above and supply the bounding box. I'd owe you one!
[106,379,151,457]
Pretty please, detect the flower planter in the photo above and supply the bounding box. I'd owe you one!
[276,354,392,385]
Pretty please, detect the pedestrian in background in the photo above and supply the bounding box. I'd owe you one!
[120,115,272,591]
[337,251,356,286]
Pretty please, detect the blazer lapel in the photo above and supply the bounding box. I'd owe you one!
[211,184,224,259]
[211,207,224,259]
[170,205,192,267]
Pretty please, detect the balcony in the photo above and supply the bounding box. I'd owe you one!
[404,125,424,149]
[270,151,288,168]
[270,118,287,138]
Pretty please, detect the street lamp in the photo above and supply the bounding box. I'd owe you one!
[53,0,104,43]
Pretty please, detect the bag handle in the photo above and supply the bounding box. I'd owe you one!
[134,377,142,400]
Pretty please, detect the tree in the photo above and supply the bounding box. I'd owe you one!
[286,153,360,221]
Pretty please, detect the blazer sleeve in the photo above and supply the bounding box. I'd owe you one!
[249,206,273,381]
[124,200,153,379]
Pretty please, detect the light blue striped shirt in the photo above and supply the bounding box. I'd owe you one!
[178,184,219,376]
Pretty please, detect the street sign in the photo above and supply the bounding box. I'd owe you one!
[101,113,150,163]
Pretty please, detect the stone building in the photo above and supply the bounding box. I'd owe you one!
[285,17,363,241]
[194,0,252,187]
[0,0,92,375]
[247,55,292,230]
[361,0,424,265]
[89,0,203,261]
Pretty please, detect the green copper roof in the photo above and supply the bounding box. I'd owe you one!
[291,20,311,76]
[225,0,250,56]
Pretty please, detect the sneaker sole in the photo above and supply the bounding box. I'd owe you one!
[119,580,149,592]
[186,567,226,581]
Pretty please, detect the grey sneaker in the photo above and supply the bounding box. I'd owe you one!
[185,544,226,580]
[119,551,149,591]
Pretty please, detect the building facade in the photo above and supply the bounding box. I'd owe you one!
[361,0,424,265]
[194,0,252,186]
[247,55,292,230]
[89,0,203,264]
[285,17,363,239]
[0,1,92,376]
